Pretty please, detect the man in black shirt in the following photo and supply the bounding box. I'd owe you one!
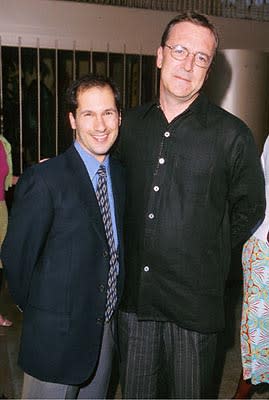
[115,12,265,399]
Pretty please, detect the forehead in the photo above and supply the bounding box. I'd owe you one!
[167,21,216,54]
[77,85,116,107]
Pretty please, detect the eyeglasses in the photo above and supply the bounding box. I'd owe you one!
[164,44,212,69]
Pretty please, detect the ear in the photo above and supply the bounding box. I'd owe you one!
[69,112,76,130]
[156,46,164,69]
[119,112,122,127]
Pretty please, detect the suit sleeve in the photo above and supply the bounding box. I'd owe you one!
[1,166,54,310]
[228,127,266,247]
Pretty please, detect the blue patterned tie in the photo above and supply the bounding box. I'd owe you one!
[96,165,118,322]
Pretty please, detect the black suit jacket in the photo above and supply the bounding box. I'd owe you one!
[2,145,125,385]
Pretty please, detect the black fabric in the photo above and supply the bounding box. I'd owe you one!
[114,92,265,333]
[118,311,218,399]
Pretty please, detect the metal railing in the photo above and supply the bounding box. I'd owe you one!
[0,42,157,173]
[57,0,269,21]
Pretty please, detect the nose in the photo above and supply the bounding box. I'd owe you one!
[183,53,195,72]
[94,115,106,131]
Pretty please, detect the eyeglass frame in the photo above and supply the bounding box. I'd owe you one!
[164,44,212,69]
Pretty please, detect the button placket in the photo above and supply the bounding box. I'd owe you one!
[145,129,170,243]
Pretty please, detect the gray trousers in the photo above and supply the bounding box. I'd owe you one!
[118,311,217,399]
[22,320,115,399]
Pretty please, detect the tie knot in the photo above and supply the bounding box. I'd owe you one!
[97,165,106,178]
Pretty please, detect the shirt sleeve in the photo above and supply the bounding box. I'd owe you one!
[228,127,266,247]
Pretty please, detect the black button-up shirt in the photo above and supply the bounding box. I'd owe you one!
[115,93,265,333]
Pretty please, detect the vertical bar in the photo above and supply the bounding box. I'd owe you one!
[72,41,76,140]
[217,0,221,16]
[212,0,216,15]
[18,37,23,174]
[107,42,110,77]
[90,44,93,73]
[154,63,158,99]
[202,0,207,14]
[37,38,41,162]
[139,47,142,106]
[123,44,126,110]
[203,0,207,14]
[73,40,76,80]
[55,40,59,156]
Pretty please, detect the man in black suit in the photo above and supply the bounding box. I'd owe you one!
[2,74,125,399]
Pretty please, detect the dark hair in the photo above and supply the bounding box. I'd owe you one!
[160,11,219,53]
[66,73,121,116]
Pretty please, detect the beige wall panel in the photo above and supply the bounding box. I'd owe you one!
[0,0,269,53]
[205,49,269,150]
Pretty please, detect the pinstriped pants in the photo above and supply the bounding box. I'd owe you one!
[118,311,217,399]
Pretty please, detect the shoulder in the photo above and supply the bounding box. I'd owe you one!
[198,96,256,153]
[18,146,76,188]
[205,97,250,134]
[196,95,259,165]
[122,102,155,124]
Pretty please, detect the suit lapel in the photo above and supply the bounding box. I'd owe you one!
[64,145,107,244]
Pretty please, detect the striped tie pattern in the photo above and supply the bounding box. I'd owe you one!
[96,165,118,322]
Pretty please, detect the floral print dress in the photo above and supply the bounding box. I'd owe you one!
[241,236,269,384]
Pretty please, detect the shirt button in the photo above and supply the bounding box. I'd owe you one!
[99,284,105,293]
[103,250,109,259]
[153,186,159,192]
[159,158,165,164]
[148,213,154,219]
[144,266,149,272]
[164,131,170,137]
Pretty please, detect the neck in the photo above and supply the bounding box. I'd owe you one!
[159,91,199,123]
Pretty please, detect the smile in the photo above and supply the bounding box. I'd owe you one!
[92,134,108,142]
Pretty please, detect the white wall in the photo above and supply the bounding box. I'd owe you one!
[0,0,269,54]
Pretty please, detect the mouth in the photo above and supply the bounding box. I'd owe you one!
[92,134,108,142]
[175,75,191,82]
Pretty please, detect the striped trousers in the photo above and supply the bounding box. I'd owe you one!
[118,311,217,399]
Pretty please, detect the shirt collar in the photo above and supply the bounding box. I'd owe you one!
[141,92,209,128]
[188,92,209,127]
[74,140,109,181]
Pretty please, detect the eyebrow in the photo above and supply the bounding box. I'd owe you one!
[80,107,118,114]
